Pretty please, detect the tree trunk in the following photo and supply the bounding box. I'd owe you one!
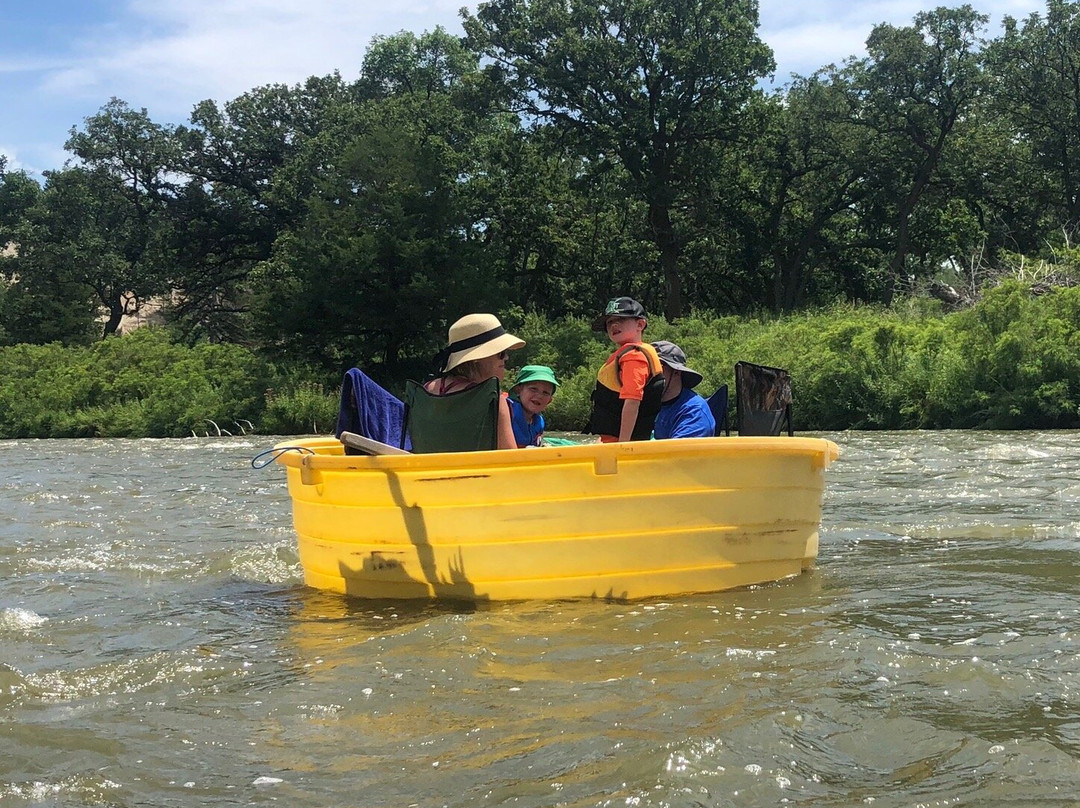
[102,300,124,339]
[884,215,910,305]
[648,202,682,320]
[887,149,941,305]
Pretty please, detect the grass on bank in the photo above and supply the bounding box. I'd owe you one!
[1,280,1078,438]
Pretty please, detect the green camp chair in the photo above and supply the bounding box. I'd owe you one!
[402,377,500,453]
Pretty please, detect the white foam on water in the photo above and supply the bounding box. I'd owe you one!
[177,439,263,451]
[981,443,1051,461]
[0,775,119,801]
[0,607,48,632]
[230,541,302,583]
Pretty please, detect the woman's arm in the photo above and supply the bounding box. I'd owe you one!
[496,394,517,449]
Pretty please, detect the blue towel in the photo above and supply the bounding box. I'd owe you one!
[335,368,411,450]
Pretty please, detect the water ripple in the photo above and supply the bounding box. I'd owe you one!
[1,433,1079,806]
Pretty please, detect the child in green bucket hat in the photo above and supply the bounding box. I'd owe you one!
[509,365,559,447]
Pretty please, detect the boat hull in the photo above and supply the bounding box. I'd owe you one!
[273,436,839,601]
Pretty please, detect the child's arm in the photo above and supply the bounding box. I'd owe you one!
[618,399,640,442]
[616,349,649,441]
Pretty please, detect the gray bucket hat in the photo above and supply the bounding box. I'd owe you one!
[652,340,704,389]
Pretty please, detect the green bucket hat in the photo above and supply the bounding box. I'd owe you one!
[514,365,559,388]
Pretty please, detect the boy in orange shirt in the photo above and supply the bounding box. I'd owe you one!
[583,297,665,442]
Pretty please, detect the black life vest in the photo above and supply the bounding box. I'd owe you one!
[583,343,665,440]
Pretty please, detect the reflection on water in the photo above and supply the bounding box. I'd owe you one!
[0,432,1078,806]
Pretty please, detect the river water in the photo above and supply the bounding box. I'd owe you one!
[1,431,1078,807]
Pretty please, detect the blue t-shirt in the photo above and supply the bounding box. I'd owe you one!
[509,397,545,447]
[653,388,716,439]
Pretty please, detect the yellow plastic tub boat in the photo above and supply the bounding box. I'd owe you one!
[272,435,839,602]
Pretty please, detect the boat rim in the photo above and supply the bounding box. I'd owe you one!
[271,435,840,470]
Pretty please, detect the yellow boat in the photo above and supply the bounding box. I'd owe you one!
[272,435,839,602]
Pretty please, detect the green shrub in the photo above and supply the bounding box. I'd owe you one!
[0,329,275,437]
[261,382,340,436]
[3,286,1079,437]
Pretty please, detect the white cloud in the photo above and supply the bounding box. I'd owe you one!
[0,55,73,75]
[32,0,475,121]
[759,0,1047,78]
[27,0,1054,117]
[0,143,64,180]
[0,146,21,171]
[762,22,872,78]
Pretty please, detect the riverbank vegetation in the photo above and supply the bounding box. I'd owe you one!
[3,0,1080,436]
[1,280,1077,437]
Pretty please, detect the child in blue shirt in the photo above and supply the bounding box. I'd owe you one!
[651,341,716,439]
[508,365,559,447]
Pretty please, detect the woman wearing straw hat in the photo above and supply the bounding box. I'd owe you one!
[426,313,525,449]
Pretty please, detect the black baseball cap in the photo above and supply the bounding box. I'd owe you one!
[591,296,647,332]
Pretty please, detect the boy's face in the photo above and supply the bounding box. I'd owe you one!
[605,316,646,346]
[515,382,555,416]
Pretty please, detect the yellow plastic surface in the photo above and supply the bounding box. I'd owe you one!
[273,435,840,601]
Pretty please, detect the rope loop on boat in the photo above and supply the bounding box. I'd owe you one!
[250,445,314,469]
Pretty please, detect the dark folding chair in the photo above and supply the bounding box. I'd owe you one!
[734,361,793,436]
[706,385,730,436]
[401,377,500,453]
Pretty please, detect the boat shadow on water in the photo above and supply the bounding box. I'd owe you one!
[337,464,642,603]
[342,469,486,602]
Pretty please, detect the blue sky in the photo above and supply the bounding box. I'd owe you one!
[1,0,1048,178]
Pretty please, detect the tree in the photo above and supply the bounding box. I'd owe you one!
[469,124,658,316]
[170,74,354,341]
[987,0,1080,232]
[358,26,480,100]
[717,78,876,311]
[942,93,1050,262]
[250,31,514,377]
[5,166,161,342]
[66,98,179,203]
[0,167,45,345]
[0,166,41,248]
[63,99,178,335]
[464,0,774,319]
[852,6,989,301]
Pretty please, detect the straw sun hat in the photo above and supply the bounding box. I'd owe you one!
[437,313,525,374]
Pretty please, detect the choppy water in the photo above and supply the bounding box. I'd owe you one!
[1,432,1078,807]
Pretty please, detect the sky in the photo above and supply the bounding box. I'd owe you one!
[1,0,1049,178]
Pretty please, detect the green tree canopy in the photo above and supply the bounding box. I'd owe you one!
[4,166,164,343]
[465,0,774,319]
[987,0,1080,232]
[851,5,989,300]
